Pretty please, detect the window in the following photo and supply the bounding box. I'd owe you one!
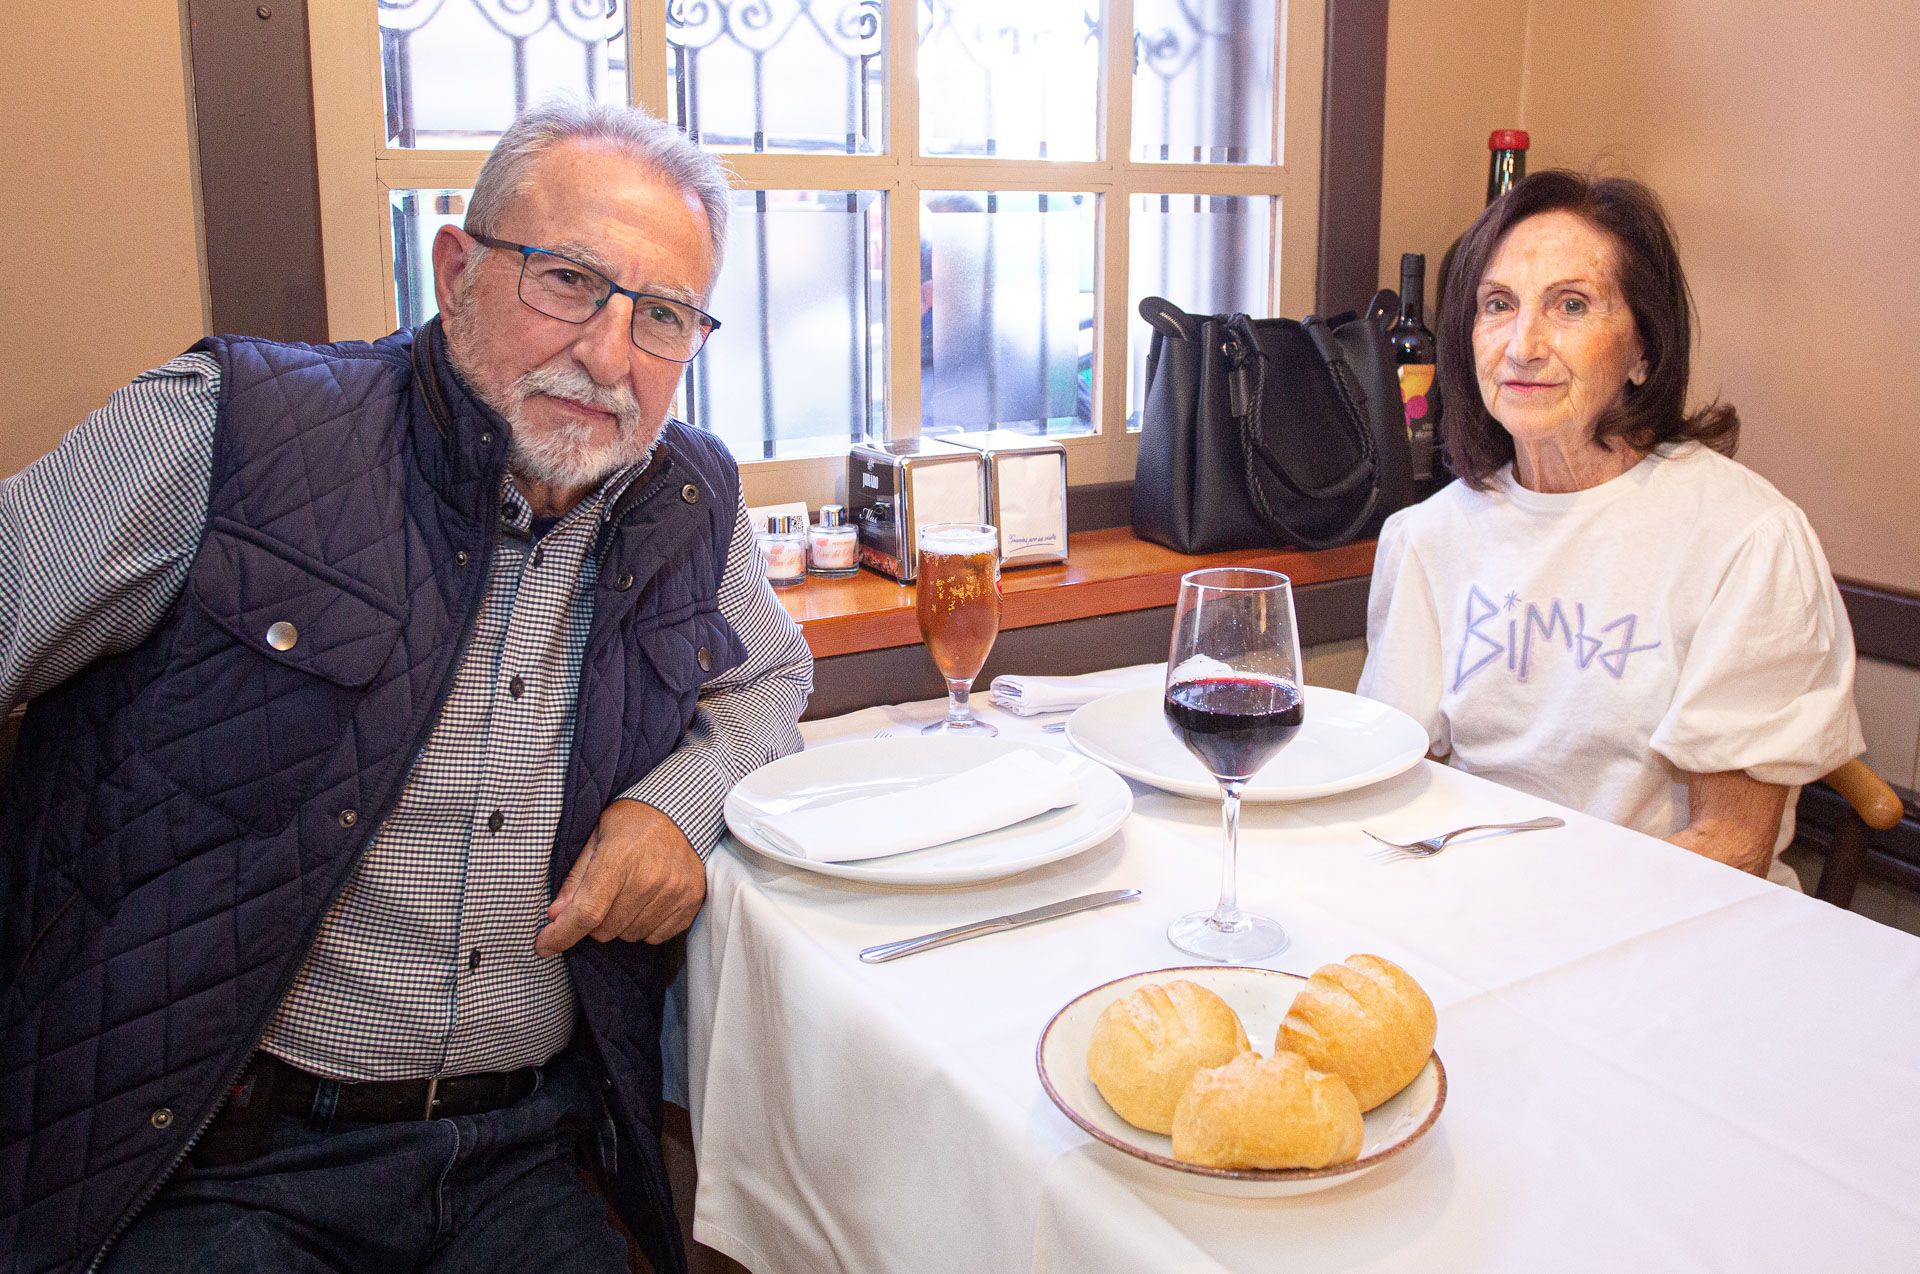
[310,1,1324,504]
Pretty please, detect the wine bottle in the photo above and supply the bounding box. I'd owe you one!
[1437,128,1533,329]
[1387,253,1439,492]
[1486,129,1529,203]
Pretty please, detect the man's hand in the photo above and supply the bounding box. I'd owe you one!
[535,801,707,957]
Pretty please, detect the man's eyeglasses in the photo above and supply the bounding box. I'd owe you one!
[469,233,721,364]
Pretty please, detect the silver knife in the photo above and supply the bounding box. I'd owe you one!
[858,889,1141,964]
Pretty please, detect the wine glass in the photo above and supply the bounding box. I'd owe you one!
[1163,567,1303,962]
[916,523,1002,736]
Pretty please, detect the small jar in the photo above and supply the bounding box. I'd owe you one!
[808,503,860,578]
[759,515,808,588]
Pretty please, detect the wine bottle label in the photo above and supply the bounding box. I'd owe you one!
[1398,363,1437,481]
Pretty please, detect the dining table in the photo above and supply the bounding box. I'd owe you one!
[676,664,1920,1273]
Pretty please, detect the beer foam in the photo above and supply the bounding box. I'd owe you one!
[920,524,997,555]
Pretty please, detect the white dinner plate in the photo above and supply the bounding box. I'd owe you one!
[723,736,1133,886]
[1065,684,1429,803]
[1036,966,1445,1198]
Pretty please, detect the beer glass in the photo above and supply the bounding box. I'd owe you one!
[916,523,1001,737]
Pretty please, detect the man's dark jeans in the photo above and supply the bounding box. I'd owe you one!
[102,1051,630,1272]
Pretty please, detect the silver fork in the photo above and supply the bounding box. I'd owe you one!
[1364,815,1565,857]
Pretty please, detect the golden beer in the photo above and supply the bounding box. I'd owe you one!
[916,524,1001,735]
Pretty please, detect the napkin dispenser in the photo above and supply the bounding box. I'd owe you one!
[941,430,1069,568]
[848,436,986,581]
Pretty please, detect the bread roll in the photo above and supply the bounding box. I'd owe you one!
[1274,954,1436,1111]
[1171,1051,1363,1170]
[1086,981,1249,1134]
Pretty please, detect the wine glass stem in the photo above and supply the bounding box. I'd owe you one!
[944,677,975,726]
[1212,780,1246,930]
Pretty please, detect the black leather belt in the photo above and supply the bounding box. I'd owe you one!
[263,1053,541,1122]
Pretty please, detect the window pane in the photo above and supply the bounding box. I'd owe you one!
[919,1,1099,161]
[1128,194,1273,426]
[391,189,468,327]
[922,192,1095,437]
[380,0,628,149]
[669,0,885,154]
[685,190,887,460]
[1133,0,1276,164]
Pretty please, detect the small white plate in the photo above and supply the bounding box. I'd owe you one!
[724,736,1133,886]
[1065,685,1429,803]
[1036,966,1445,1198]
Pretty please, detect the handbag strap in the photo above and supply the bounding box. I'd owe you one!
[1228,315,1381,549]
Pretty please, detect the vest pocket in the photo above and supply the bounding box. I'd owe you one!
[636,609,748,692]
[139,525,403,837]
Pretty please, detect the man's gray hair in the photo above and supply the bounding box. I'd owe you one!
[465,98,731,270]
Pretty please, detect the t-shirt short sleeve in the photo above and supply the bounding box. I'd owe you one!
[1650,506,1865,785]
[1356,510,1449,755]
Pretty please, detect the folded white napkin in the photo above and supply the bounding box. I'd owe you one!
[988,667,1156,717]
[752,750,1082,863]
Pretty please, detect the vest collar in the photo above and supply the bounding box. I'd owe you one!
[408,317,516,524]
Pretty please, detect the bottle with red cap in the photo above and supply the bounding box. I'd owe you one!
[1487,129,1529,203]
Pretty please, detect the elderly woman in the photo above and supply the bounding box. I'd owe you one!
[1357,171,1863,879]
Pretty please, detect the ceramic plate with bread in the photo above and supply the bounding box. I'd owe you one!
[1037,959,1445,1197]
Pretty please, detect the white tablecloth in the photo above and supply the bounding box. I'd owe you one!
[682,668,1920,1273]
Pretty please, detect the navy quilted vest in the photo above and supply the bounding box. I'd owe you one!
[0,321,744,1273]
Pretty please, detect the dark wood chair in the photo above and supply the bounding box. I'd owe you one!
[1810,758,1906,908]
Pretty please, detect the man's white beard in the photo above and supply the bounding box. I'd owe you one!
[501,364,655,492]
[445,277,661,492]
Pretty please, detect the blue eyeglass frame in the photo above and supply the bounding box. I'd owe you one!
[468,232,722,362]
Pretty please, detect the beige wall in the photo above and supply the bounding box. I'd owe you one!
[1377,0,1530,316]
[1381,0,1919,593]
[0,5,207,479]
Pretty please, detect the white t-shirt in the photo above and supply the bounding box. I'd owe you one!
[1356,444,1864,856]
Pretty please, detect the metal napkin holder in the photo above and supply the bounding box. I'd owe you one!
[941,430,1069,568]
[847,437,987,582]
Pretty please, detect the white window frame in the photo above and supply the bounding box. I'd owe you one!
[308,1,1325,508]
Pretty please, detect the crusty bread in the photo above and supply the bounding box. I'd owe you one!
[1171,1051,1363,1170]
[1274,954,1436,1111]
[1086,981,1250,1134]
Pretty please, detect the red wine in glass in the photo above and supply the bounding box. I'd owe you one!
[1162,566,1301,963]
[1164,675,1305,782]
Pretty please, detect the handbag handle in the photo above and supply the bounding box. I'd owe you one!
[1229,314,1382,549]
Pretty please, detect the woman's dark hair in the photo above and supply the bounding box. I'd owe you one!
[1435,168,1738,487]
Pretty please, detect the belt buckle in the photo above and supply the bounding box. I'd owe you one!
[421,1075,442,1120]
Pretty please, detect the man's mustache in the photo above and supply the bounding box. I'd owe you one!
[513,365,640,427]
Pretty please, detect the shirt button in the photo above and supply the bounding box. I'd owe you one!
[468,948,483,972]
[455,550,470,566]
[509,675,526,698]
[150,1108,173,1130]
[480,431,494,446]
[614,572,634,591]
[265,621,298,651]
[487,810,504,833]
[531,548,544,569]
[680,484,700,505]
[338,809,358,828]
[696,646,712,672]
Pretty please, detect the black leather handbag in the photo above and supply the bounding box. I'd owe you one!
[1131,295,1414,553]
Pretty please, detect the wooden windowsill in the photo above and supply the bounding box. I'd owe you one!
[776,528,1377,659]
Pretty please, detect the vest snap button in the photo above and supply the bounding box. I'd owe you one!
[696,646,712,672]
[680,484,699,504]
[265,621,298,651]
[615,572,634,591]
[455,550,470,566]
[150,1108,173,1130]
[338,809,358,828]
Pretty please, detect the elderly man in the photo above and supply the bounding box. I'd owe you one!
[0,101,810,1273]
